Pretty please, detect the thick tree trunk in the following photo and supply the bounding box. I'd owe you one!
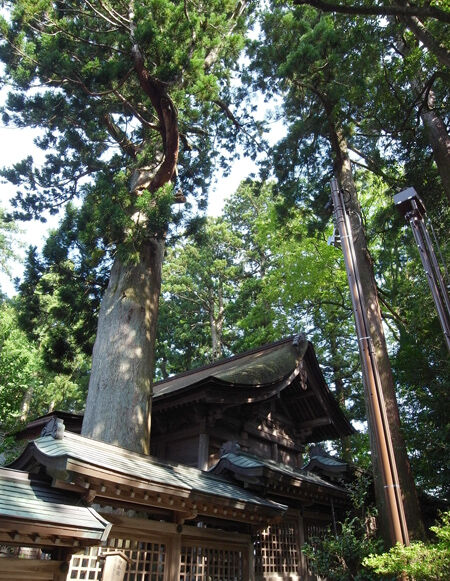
[82,237,164,454]
[329,125,425,541]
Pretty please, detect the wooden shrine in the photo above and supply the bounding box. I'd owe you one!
[1,336,355,580]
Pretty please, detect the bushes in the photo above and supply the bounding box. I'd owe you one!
[302,474,385,581]
[363,511,450,581]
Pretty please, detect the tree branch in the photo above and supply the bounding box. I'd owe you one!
[292,0,450,24]
[131,44,179,192]
[402,15,450,69]
[102,114,138,158]
[204,1,249,68]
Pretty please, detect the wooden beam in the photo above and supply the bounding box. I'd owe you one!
[299,416,332,429]
[0,559,63,580]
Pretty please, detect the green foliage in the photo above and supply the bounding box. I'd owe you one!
[156,216,244,375]
[303,474,385,581]
[16,204,108,370]
[0,297,87,457]
[0,206,21,277]
[363,512,450,581]
[0,0,252,229]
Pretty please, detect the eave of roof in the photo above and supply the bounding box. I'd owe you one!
[12,411,83,440]
[0,467,111,547]
[210,452,348,503]
[303,455,348,473]
[10,432,286,525]
[152,337,354,442]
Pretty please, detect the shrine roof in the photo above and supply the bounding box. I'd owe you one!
[0,467,111,544]
[10,431,286,519]
[153,336,355,441]
[306,455,347,468]
[210,451,347,498]
[154,336,304,398]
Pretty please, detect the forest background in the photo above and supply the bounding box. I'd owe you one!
[0,0,448,520]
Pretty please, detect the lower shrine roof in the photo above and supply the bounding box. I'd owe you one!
[210,451,348,504]
[10,430,286,522]
[0,468,111,546]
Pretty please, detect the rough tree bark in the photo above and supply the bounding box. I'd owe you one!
[419,88,450,204]
[327,113,425,541]
[82,238,165,453]
[329,331,352,463]
[209,286,224,361]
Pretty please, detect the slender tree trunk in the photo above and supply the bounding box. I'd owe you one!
[396,33,450,203]
[82,237,164,454]
[328,121,425,541]
[402,14,450,70]
[209,287,224,360]
[20,387,34,423]
[420,89,450,204]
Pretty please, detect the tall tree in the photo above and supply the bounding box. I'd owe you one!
[0,1,252,453]
[249,3,426,541]
[156,217,243,375]
[292,0,450,203]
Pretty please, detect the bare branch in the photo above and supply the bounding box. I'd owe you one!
[113,90,160,130]
[84,0,128,29]
[213,99,242,129]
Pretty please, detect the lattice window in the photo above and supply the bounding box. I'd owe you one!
[69,545,103,580]
[68,538,166,581]
[180,543,243,581]
[254,519,300,577]
[304,519,330,542]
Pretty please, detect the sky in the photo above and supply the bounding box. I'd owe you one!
[0,120,265,296]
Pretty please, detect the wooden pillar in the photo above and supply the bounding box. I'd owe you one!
[198,433,209,470]
[247,539,255,581]
[297,512,309,580]
[53,563,69,581]
[53,548,77,581]
[168,533,181,579]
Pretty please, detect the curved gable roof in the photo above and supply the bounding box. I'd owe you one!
[154,337,307,398]
[153,336,354,440]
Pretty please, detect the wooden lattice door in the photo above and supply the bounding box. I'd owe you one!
[68,537,167,580]
[254,519,301,579]
[179,541,246,581]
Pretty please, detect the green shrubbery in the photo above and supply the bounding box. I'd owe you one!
[304,478,450,581]
[303,475,386,581]
[363,511,450,581]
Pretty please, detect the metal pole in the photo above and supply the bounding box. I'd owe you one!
[394,188,450,351]
[420,219,450,318]
[330,178,409,547]
[407,212,450,350]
